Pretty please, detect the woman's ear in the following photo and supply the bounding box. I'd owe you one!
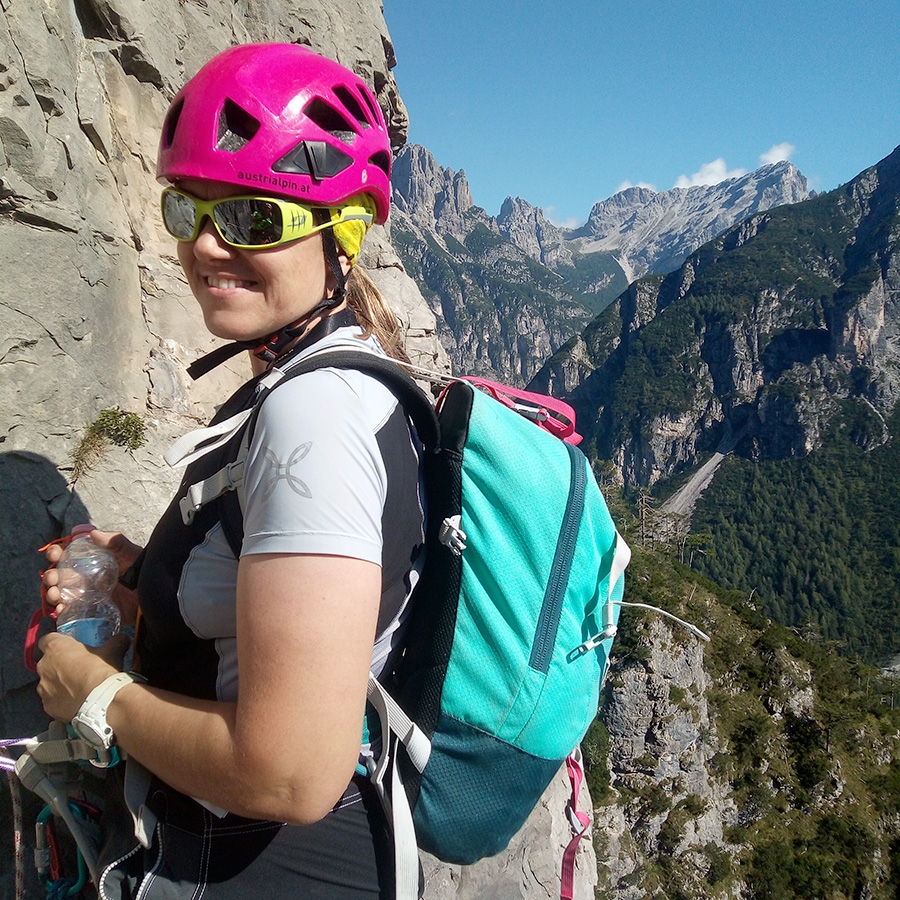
[337,247,352,277]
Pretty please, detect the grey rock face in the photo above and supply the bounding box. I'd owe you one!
[569,161,810,281]
[595,618,734,897]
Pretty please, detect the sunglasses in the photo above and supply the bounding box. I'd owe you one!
[160,188,373,250]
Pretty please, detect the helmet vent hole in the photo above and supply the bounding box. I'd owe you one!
[358,87,380,125]
[333,86,371,129]
[303,98,357,144]
[273,141,353,179]
[162,98,185,149]
[368,151,390,178]
[216,99,260,152]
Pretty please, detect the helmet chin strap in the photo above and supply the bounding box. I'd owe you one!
[187,217,350,380]
[251,216,347,363]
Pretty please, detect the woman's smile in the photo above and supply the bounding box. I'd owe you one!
[176,178,333,343]
[205,275,258,291]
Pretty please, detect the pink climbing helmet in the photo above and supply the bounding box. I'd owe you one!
[157,43,392,223]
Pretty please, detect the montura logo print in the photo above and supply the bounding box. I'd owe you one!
[261,442,313,500]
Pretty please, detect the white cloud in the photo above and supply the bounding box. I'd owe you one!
[674,158,748,189]
[615,180,657,194]
[760,142,796,165]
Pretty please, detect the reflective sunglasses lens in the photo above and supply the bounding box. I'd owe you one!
[162,191,199,240]
[214,198,284,246]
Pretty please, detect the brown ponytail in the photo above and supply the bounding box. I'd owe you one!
[345,266,410,364]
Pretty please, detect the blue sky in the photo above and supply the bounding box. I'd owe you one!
[382,1,900,227]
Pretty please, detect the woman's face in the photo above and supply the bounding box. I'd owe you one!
[175,178,338,342]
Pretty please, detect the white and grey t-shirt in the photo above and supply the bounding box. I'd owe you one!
[135,327,426,703]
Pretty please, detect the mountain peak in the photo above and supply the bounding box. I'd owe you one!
[496,196,570,267]
[391,144,475,234]
[569,161,810,278]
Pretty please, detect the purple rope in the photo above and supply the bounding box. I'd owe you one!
[0,737,29,771]
[1,747,27,900]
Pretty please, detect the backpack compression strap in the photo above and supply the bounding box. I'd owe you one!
[365,676,431,900]
[561,750,590,900]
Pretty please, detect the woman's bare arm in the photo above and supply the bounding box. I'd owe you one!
[38,552,381,825]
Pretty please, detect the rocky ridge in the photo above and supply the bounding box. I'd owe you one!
[391,146,809,385]
[596,615,732,897]
[568,161,810,282]
[391,142,480,240]
[531,144,900,491]
[390,144,598,384]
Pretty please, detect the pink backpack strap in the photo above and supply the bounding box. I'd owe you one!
[25,526,96,671]
[560,750,591,900]
[459,377,582,445]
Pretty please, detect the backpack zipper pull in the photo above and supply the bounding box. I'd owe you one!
[438,515,467,556]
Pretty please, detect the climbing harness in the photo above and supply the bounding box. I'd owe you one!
[2,723,114,899]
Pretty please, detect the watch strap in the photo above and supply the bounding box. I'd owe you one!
[72,671,146,750]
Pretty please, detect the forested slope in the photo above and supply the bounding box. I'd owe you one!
[690,408,900,661]
[535,143,900,664]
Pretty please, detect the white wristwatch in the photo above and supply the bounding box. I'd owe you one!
[71,671,146,750]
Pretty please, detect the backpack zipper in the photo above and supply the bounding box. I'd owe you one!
[528,443,587,674]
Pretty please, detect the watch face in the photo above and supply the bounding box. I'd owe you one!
[73,719,118,767]
[74,717,106,748]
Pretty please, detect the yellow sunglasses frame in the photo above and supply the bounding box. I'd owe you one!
[160,188,374,250]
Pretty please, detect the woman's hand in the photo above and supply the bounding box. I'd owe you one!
[35,631,131,722]
[43,529,143,626]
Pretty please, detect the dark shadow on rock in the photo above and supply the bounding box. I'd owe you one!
[0,452,93,900]
[0,451,92,729]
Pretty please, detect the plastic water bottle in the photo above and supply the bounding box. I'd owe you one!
[55,534,121,646]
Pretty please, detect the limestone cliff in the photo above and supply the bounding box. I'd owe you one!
[0,0,437,660]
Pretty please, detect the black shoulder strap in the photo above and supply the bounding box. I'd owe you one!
[217,349,441,558]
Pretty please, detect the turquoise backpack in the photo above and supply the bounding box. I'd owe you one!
[361,366,628,899]
[174,346,630,900]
